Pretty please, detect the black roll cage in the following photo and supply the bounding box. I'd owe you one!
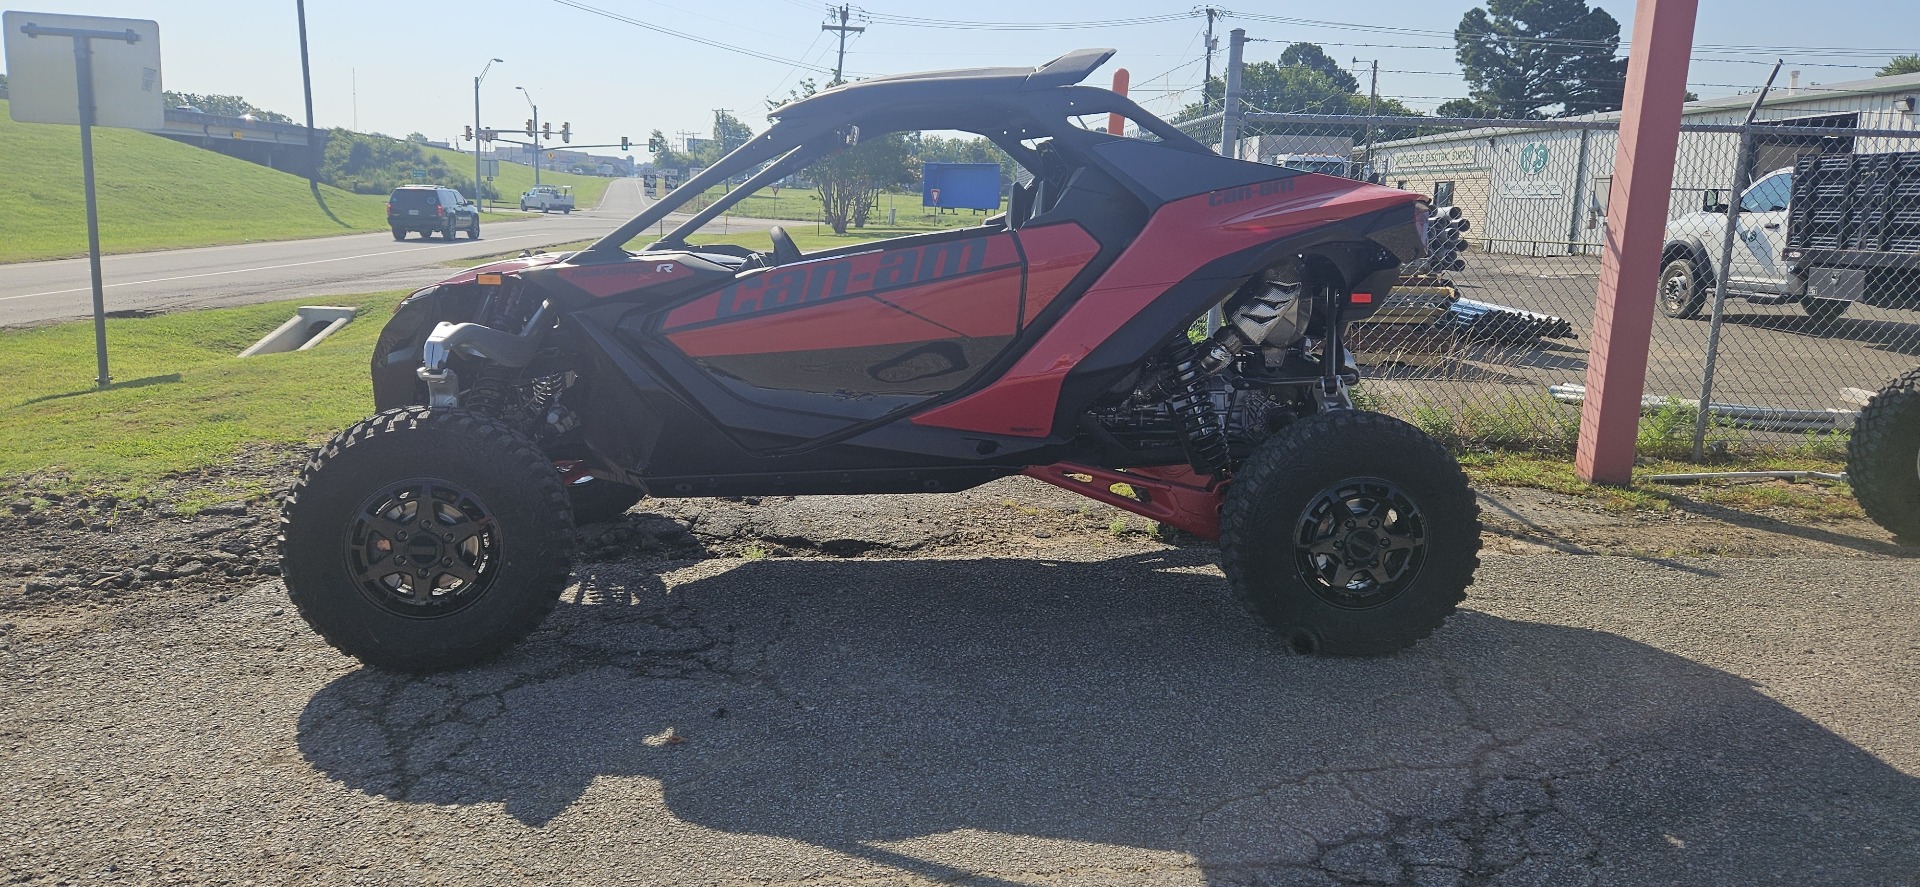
[579,78,1212,262]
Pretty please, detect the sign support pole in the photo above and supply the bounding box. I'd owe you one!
[72,37,111,388]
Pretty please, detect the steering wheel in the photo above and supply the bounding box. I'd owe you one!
[767,225,803,267]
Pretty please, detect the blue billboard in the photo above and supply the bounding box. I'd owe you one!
[921,162,1002,211]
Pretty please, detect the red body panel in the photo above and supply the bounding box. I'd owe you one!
[553,255,706,298]
[437,254,566,286]
[912,176,1419,437]
[1014,223,1102,326]
[663,234,1021,332]
[1023,462,1225,540]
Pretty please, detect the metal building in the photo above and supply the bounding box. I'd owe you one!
[1367,71,1920,257]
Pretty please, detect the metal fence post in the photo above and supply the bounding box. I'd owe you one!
[1691,63,1780,459]
[1209,28,1246,332]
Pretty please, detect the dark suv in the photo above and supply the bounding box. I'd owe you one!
[387,186,481,241]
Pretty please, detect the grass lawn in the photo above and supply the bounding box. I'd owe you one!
[0,292,403,506]
[1,99,393,264]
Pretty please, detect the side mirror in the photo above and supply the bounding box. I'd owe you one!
[1700,189,1726,213]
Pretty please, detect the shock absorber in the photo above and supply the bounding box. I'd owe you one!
[1163,341,1231,476]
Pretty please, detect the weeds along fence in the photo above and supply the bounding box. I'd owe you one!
[1187,106,1920,458]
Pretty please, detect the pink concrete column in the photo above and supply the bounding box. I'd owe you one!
[1576,0,1700,484]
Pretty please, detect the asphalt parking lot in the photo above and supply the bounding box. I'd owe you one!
[4,487,1917,885]
[1367,253,1920,421]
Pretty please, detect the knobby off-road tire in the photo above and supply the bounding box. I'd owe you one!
[1848,367,1920,540]
[1659,257,1706,319]
[279,407,575,671]
[1219,410,1481,656]
[567,478,645,525]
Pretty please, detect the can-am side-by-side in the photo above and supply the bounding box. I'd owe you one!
[280,49,1481,672]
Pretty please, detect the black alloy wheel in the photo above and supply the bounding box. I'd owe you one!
[346,479,501,617]
[1293,478,1428,610]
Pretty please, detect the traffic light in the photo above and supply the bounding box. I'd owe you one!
[620,135,630,151]
[647,136,662,153]
[560,122,571,144]
[462,125,473,141]
[479,128,494,143]
[524,119,535,137]
[542,121,552,140]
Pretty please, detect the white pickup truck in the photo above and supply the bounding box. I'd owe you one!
[519,185,575,214]
[1659,151,1920,323]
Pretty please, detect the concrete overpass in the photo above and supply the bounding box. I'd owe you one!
[148,107,321,177]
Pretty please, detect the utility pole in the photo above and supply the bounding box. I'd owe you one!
[1354,57,1379,179]
[821,4,864,85]
[517,85,540,186]
[295,0,318,190]
[1209,27,1247,334]
[1201,7,1220,104]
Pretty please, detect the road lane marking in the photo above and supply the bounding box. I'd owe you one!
[0,230,589,302]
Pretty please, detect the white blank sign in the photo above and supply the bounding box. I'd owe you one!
[3,10,162,129]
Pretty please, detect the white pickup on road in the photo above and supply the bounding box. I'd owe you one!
[519,185,575,214]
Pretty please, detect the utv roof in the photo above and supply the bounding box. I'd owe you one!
[771,48,1116,120]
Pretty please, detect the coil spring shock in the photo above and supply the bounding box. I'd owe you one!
[1163,341,1230,475]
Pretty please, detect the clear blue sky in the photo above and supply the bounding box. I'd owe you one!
[10,0,1913,149]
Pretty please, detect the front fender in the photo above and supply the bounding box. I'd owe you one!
[371,284,485,410]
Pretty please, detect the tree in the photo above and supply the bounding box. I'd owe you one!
[1435,98,1492,118]
[1173,44,1424,146]
[160,91,291,122]
[405,132,430,144]
[712,110,753,153]
[1454,0,1628,118]
[768,78,915,233]
[1279,43,1359,94]
[1880,54,1920,77]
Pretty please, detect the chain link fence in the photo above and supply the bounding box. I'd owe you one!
[1184,105,1920,458]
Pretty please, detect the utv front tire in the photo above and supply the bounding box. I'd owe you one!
[279,407,575,671]
[1219,411,1480,656]
[1848,367,1920,540]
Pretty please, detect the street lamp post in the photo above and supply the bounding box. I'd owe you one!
[474,58,502,208]
[516,85,540,187]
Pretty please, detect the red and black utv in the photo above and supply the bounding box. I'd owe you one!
[280,49,1481,672]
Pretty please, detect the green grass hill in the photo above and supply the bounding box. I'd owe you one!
[1,101,614,264]
[1,99,389,263]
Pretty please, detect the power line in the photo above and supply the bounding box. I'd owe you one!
[549,0,836,74]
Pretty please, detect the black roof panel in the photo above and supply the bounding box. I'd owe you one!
[771,48,1115,120]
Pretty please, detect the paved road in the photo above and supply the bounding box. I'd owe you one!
[3,543,1916,885]
[0,180,782,328]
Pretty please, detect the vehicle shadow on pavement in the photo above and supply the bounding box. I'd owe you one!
[297,551,1920,884]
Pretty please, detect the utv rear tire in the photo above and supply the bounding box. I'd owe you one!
[1219,411,1480,656]
[279,407,575,672]
[1848,367,1920,540]
[1659,258,1706,319]
[567,478,645,525]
